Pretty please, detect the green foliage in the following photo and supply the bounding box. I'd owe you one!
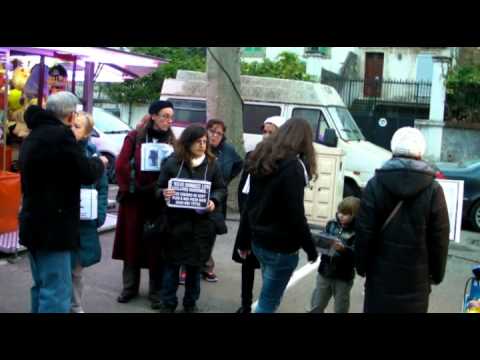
[101,49,312,104]
[241,52,313,81]
[446,65,480,124]
[101,47,206,104]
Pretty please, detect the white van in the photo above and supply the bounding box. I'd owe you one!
[160,71,391,197]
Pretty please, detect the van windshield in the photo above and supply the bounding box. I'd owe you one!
[327,107,364,141]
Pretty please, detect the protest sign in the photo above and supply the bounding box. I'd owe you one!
[80,189,98,220]
[167,178,211,210]
[437,179,464,243]
[141,143,174,172]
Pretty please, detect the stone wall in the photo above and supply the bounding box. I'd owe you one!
[441,126,480,162]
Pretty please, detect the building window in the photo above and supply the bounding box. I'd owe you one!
[304,47,331,58]
[241,47,266,58]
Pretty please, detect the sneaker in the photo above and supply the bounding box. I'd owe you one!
[182,305,199,313]
[117,292,138,303]
[202,272,218,282]
[158,304,176,313]
[151,301,162,310]
[71,307,85,314]
[179,271,186,285]
[235,306,251,314]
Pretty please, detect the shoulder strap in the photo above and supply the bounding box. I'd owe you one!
[380,201,403,233]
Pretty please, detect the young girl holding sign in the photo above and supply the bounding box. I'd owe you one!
[70,111,109,313]
[158,124,226,313]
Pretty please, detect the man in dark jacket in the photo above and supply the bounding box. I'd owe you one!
[355,127,450,313]
[18,92,107,313]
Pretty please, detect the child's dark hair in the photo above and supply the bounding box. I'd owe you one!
[338,196,361,217]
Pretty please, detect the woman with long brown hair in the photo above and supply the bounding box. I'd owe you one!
[236,118,318,313]
[157,124,226,313]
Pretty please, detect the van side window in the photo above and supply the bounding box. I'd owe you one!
[167,98,206,125]
[292,108,329,141]
[243,104,281,134]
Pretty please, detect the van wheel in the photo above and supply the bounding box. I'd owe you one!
[343,182,361,199]
[102,153,117,184]
[470,201,480,232]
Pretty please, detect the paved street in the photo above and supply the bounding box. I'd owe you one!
[1,186,479,313]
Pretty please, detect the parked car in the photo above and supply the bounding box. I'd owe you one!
[436,159,480,232]
[90,107,131,183]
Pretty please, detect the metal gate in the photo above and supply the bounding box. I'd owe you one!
[322,78,432,151]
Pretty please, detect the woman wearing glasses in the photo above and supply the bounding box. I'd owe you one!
[157,124,226,313]
[199,119,243,282]
[113,100,176,309]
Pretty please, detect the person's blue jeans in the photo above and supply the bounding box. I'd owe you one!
[28,250,72,313]
[161,263,201,309]
[252,242,299,313]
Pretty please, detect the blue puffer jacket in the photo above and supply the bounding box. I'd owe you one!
[71,140,109,268]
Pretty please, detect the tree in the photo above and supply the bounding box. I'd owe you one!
[101,49,312,105]
[445,65,480,125]
[101,47,206,104]
[241,52,313,81]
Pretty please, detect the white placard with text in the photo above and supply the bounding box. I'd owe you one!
[80,189,98,220]
[437,179,464,243]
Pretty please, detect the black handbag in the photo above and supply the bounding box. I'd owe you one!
[143,213,169,242]
[209,211,228,235]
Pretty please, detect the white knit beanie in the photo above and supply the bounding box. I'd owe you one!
[264,116,286,129]
[390,127,426,159]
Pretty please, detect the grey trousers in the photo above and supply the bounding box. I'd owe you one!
[122,263,162,301]
[310,274,354,313]
[71,261,84,313]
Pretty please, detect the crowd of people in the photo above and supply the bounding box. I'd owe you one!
[17,92,450,313]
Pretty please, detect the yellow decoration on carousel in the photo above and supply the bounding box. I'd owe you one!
[8,89,23,111]
[11,67,30,91]
[0,63,5,108]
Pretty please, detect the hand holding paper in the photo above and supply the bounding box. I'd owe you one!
[206,200,215,213]
[163,188,176,200]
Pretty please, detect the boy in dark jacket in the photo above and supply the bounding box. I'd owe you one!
[311,196,360,313]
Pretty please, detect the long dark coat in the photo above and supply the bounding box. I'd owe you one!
[355,157,450,313]
[18,108,105,252]
[156,154,226,267]
[112,123,174,268]
[71,140,109,268]
[232,152,260,268]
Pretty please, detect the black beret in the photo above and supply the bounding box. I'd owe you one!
[148,100,174,115]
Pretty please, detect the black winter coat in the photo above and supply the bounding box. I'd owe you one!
[18,108,105,251]
[355,157,450,313]
[157,155,227,267]
[236,156,318,261]
[232,151,260,268]
[318,217,356,282]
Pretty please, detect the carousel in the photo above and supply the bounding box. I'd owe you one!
[0,47,166,255]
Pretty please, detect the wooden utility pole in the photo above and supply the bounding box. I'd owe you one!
[206,47,244,212]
